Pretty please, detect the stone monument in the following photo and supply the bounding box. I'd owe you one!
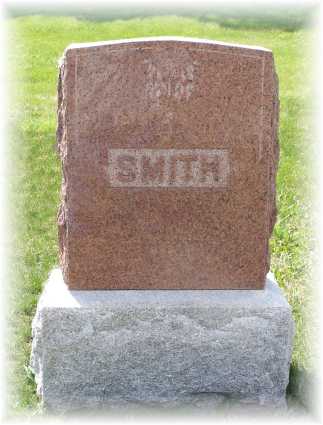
[56,37,278,290]
[30,37,294,412]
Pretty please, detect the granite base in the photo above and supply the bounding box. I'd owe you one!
[30,268,294,413]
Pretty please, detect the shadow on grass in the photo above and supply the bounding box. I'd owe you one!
[287,363,318,415]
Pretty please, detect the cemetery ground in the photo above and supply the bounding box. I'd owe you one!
[7,14,317,416]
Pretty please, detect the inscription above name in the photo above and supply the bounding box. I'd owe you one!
[107,149,229,188]
[145,59,197,103]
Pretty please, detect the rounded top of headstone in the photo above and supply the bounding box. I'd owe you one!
[64,36,272,57]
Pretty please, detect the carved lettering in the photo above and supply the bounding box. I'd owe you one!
[108,149,229,188]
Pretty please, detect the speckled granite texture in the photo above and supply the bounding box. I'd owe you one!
[56,37,279,289]
[30,269,293,412]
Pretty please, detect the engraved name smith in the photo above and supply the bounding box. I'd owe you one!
[107,149,229,188]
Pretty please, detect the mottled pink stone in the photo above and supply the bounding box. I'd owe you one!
[56,37,279,289]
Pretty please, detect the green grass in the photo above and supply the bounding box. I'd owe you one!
[7,15,317,416]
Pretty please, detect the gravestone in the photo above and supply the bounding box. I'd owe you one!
[31,38,293,413]
[56,37,279,289]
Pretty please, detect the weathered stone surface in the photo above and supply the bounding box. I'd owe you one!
[57,37,279,289]
[30,268,293,412]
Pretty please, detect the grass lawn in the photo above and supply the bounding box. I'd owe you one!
[6,14,317,416]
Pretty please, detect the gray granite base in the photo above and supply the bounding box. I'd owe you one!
[30,269,294,413]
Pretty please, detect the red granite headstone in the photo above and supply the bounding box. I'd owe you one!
[57,37,279,289]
